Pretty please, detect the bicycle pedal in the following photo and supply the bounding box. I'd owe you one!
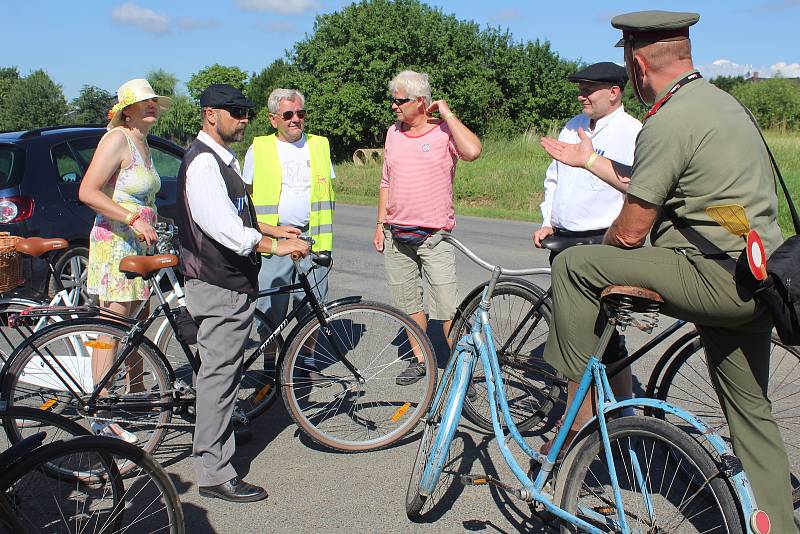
[460,474,491,486]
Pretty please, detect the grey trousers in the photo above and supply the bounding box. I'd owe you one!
[255,253,330,327]
[185,278,255,487]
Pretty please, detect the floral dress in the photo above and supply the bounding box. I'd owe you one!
[86,128,160,302]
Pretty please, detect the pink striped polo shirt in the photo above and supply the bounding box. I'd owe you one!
[381,121,460,231]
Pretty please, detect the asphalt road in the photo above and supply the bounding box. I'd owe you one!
[158,204,676,534]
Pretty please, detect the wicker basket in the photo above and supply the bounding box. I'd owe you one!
[0,232,23,293]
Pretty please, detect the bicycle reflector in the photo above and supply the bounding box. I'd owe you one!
[750,510,770,534]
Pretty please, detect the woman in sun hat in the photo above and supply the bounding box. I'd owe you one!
[78,78,171,443]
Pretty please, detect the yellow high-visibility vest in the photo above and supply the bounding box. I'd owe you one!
[251,133,334,254]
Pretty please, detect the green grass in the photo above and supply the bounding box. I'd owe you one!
[335,130,800,235]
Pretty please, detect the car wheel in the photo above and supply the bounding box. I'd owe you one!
[50,246,96,305]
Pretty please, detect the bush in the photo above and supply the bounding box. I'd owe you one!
[0,70,67,131]
[732,78,800,131]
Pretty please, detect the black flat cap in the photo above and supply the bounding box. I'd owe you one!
[612,10,700,47]
[199,83,254,108]
[568,62,628,86]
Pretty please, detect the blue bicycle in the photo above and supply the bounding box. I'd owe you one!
[405,234,770,534]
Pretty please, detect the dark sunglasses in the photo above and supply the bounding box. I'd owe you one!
[275,109,306,120]
[390,97,413,106]
[222,106,254,120]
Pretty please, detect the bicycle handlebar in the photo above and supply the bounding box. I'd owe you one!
[425,233,550,277]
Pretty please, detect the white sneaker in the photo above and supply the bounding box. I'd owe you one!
[91,421,138,444]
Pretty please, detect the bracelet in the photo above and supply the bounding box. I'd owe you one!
[441,112,455,120]
[124,211,134,225]
[584,152,599,170]
[376,220,384,226]
[128,213,141,227]
[269,238,278,255]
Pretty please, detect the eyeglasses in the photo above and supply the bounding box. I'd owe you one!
[222,107,254,120]
[275,109,306,121]
[390,97,413,106]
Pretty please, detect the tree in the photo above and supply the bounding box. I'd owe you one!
[150,94,201,146]
[186,64,248,102]
[0,70,67,130]
[284,0,579,159]
[246,59,297,112]
[147,69,178,97]
[70,85,114,125]
[710,75,745,94]
[0,67,20,129]
[732,78,800,131]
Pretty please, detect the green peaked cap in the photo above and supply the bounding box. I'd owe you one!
[611,10,700,47]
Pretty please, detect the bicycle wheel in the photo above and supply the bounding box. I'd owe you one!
[656,335,800,503]
[0,435,184,533]
[281,301,436,452]
[2,320,173,460]
[558,416,742,533]
[0,405,91,449]
[156,308,282,421]
[451,282,563,432]
[406,349,467,519]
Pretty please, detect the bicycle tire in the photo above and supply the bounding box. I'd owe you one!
[655,334,800,505]
[280,300,436,452]
[155,308,283,421]
[450,282,563,432]
[558,416,743,533]
[2,320,173,463]
[406,348,467,519]
[0,435,184,533]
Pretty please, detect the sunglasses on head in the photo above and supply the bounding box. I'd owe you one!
[390,97,413,106]
[222,106,253,120]
[276,109,306,120]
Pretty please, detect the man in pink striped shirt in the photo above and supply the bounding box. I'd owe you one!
[373,70,482,385]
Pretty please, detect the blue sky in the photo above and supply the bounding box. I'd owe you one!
[6,0,799,100]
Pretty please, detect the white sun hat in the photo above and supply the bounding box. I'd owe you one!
[107,78,172,129]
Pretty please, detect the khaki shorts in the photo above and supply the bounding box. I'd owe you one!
[382,228,458,321]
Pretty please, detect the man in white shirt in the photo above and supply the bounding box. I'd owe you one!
[532,63,641,454]
[242,89,335,376]
[534,62,642,260]
[176,84,308,503]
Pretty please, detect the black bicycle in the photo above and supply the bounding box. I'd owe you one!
[0,246,437,457]
[0,404,183,533]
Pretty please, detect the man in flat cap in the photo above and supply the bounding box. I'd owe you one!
[534,62,641,451]
[176,83,308,502]
[540,11,793,529]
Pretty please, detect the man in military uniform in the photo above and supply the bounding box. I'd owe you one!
[539,10,793,529]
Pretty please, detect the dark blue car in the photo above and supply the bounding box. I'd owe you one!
[0,125,184,299]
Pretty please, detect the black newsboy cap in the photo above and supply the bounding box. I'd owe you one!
[199,83,254,108]
[568,62,628,86]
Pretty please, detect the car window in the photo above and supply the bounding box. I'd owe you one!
[151,146,181,182]
[68,136,102,169]
[51,142,83,184]
[0,145,24,188]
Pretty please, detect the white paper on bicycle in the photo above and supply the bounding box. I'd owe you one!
[19,334,95,392]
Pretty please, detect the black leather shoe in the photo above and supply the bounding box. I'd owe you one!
[199,478,268,503]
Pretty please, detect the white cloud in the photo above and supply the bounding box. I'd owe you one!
[770,62,800,77]
[235,0,320,15]
[111,3,170,34]
[178,17,215,31]
[697,58,800,79]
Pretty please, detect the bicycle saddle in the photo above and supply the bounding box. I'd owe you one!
[0,431,46,471]
[119,254,179,279]
[601,285,664,312]
[540,235,600,254]
[15,237,68,257]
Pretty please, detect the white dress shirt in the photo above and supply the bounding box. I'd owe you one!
[540,105,642,231]
[185,131,262,256]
